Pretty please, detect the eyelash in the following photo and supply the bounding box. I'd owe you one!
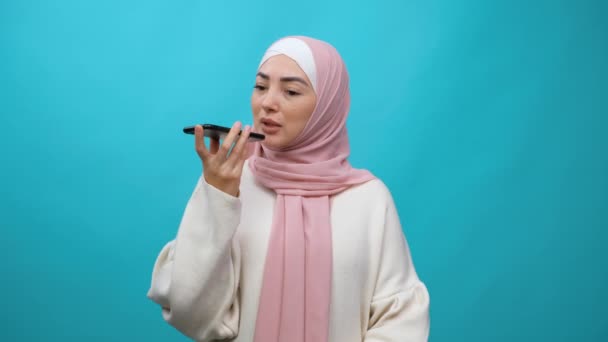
[254,84,300,96]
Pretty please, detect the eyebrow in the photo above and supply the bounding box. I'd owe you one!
[256,72,310,87]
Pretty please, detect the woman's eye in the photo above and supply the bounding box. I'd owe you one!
[286,90,300,96]
[254,84,266,91]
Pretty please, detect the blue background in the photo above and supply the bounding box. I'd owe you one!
[1,0,606,341]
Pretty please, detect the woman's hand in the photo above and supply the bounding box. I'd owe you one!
[194,122,252,197]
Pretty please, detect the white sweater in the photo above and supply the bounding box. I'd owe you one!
[147,162,430,341]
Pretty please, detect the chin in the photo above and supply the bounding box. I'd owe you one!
[261,137,286,150]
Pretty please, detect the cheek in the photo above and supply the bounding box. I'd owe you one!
[305,101,316,121]
[298,98,316,127]
[286,101,314,135]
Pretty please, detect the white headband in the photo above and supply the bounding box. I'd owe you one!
[259,37,317,93]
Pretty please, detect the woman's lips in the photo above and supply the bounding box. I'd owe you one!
[261,118,281,135]
[261,122,281,134]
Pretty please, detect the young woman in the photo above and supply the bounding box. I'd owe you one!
[147,36,430,342]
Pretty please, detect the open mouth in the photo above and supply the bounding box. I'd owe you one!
[261,118,282,134]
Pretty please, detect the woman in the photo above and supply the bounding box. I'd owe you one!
[147,36,430,342]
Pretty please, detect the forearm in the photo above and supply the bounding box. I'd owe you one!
[147,177,242,341]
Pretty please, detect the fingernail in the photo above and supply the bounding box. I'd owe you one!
[244,125,250,131]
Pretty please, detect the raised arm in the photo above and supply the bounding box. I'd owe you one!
[147,122,253,341]
[147,177,242,341]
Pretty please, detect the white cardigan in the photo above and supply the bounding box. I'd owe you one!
[147,162,430,341]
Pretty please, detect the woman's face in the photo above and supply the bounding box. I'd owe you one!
[251,54,317,150]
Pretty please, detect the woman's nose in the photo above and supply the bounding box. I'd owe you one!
[261,90,279,113]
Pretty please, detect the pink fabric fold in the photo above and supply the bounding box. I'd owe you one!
[249,36,375,342]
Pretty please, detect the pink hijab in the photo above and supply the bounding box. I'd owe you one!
[248,36,375,342]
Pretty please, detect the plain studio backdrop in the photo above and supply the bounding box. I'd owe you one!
[1,0,606,341]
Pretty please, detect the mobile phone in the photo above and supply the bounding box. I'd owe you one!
[182,124,265,142]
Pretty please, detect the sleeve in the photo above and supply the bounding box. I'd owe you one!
[146,176,242,341]
[364,190,431,342]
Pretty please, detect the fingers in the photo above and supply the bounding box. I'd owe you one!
[196,121,250,165]
[209,137,220,154]
[219,121,242,158]
[194,125,209,160]
[228,125,251,164]
[235,130,253,171]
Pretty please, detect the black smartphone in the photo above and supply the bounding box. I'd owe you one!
[182,124,265,142]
